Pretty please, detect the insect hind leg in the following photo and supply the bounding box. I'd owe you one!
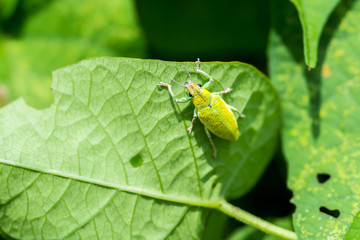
[204,127,217,158]
[213,88,232,95]
[228,104,246,118]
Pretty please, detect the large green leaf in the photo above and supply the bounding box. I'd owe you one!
[290,0,340,68]
[0,58,280,239]
[0,0,146,108]
[269,0,360,239]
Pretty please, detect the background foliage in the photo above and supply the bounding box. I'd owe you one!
[1,0,359,239]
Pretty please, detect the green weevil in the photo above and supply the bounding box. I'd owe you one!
[158,59,245,158]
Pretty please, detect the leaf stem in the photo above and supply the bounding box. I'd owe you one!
[216,200,298,240]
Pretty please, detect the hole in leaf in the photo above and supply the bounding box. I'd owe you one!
[317,173,331,183]
[130,154,143,168]
[319,206,340,218]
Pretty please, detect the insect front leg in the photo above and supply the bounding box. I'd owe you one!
[196,58,215,90]
[158,82,191,103]
[188,108,198,134]
[228,104,246,118]
[212,88,232,95]
[204,127,217,158]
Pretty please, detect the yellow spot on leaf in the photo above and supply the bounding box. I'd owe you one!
[298,95,309,106]
[334,49,345,58]
[290,128,299,136]
[277,74,290,81]
[348,65,360,75]
[322,65,331,77]
[300,136,308,147]
[320,109,326,118]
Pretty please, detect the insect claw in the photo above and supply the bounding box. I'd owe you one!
[196,58,201,70]
[213,149,217,158]
[187,126,192,134]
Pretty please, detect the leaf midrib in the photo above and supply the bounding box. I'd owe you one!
[0,158,219,208]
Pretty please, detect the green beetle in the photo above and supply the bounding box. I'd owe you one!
[158,59,245,158]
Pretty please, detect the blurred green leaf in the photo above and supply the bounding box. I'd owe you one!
[0,0,146,108]
[0,58,280,239]
[227,217,293,240]
[269,0,360,239]
[345,210,360,240]
[0,36,114,108]
[0,0,17,20]
[201,210,228,240]
[21,0,146,56]
[290,0,340,68]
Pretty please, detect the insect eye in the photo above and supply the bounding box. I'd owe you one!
[189,92,193,97]
[197,84,201,87]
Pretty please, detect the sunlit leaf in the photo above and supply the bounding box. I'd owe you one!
[0,58,280,239]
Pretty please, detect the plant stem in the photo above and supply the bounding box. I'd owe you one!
[217,200,298,240]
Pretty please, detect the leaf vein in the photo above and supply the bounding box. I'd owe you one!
[61,190,118,239]
[115,68,165,192]
[130,195,139,240]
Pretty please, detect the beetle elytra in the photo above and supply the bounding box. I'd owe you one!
[158,59,245,158]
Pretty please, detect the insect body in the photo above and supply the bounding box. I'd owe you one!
[158,59,245,158]
[196,90,239,141]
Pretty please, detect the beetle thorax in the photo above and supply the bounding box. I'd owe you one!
[192,88,212,109]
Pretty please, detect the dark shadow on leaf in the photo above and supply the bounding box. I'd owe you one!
[272,0,354,139]
[304,0,354,139]
[271,0,304,64]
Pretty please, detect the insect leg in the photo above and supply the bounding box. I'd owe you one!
[158,82,191,103]
[196,58,215,90]
[188,108,198,134]
[204,127,217,158]
[228,104,246,118]
[212,88,232,95]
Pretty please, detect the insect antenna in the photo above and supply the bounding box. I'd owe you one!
[170,79,186,88]
[182,65,193,82]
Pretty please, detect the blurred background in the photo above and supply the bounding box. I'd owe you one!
[0,0,293,238]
